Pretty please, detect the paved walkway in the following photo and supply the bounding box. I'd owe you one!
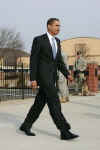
[0,94,100,150]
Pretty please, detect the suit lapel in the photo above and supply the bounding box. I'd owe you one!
[43,34,54,59]
[43,34,60,60]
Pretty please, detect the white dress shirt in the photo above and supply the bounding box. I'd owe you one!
[47,32,58,53]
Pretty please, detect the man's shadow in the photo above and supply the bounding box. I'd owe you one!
[0,112,58,138]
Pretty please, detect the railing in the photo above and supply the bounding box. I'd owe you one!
[0,63,37,101]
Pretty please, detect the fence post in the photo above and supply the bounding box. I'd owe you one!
[21,63,24,99]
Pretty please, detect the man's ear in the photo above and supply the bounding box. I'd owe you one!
[48,24,51,30]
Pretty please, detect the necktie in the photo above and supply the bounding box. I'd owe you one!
[51,37,57,59]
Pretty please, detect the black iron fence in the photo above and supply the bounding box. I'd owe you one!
[0,63,37,101]
[1,63,100,101]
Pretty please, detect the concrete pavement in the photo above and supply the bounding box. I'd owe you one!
[0,94,100,150]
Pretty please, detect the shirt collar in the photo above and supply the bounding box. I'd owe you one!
[47,32,55,40]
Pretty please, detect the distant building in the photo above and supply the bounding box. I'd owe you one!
[17,57,30,68]
[0,48,30,88]
[61,37,100,66]
[0,48,30,66]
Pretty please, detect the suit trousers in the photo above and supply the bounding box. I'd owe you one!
[22,84,71,132]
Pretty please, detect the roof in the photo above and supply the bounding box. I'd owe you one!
[0,48,30,57]
[0,48,30,66]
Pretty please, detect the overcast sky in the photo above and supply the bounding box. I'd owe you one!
[0,0,100,52]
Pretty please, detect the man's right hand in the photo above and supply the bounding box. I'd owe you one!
[31,80,38,89]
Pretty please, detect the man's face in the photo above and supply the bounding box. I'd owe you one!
[48,20,60,36]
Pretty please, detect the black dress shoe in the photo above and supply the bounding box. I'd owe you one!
[19,126,36,136]
[61,130,79,140]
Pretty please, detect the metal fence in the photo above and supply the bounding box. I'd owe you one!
[1,63,100,101]
[0,63,37,101]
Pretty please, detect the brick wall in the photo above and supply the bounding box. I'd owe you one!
[87,63,98,92]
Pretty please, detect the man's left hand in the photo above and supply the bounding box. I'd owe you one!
[67,75,73,82]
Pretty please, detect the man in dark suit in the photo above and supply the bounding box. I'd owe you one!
[20,18,79,140]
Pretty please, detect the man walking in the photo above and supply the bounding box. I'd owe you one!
[20,18,79,140]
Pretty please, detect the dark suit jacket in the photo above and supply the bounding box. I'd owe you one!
[30,33,69,88]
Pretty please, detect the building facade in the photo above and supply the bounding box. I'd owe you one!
[61,37,100,66]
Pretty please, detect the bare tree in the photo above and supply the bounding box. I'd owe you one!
[0,28,24,49]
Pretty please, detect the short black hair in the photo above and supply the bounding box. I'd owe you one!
[47,18,59,26]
